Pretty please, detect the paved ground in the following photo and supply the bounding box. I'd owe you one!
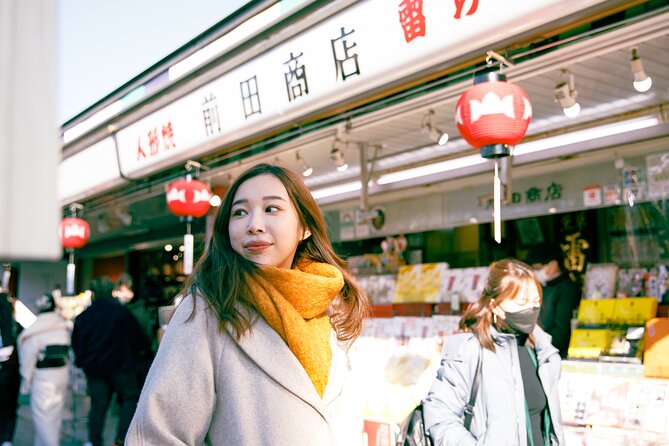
[13,391,119,446]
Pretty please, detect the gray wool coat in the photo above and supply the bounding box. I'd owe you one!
[423,326,565,446]
[125,295,361,446]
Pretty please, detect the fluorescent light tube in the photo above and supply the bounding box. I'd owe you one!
[514,116,660,157]
[376,154,486,185]
[311,181,361,199]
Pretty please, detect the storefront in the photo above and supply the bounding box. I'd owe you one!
[53,0,669,444]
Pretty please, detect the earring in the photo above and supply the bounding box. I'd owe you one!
[493,313,498,325]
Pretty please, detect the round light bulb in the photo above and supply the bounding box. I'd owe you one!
[633,76,652,93]
[209,194,222,207]
[563,102,581,118]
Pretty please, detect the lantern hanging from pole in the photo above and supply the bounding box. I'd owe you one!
[166,172,211,275]
[455,70,532,243]
[455,71,531,159]
[59,204,90,295]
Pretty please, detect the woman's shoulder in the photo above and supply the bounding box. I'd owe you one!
[441,331,480,360]
[168,293,222,333]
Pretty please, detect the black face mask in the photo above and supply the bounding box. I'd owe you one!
[502,306,540,334]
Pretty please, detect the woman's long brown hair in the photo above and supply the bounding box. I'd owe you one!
[459,258,542,351]
[182,163,370,347]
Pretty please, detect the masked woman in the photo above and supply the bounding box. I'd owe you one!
[423,259,565,446]
[127,163,370,445]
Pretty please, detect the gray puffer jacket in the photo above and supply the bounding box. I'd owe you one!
[423,326,565,446]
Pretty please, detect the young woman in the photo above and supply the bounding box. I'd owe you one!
[423,259,565,446]
[126,163,370,445]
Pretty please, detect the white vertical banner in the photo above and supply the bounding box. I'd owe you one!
[65,262,76,295]
[0,0,60,260]
[183,233,194,275]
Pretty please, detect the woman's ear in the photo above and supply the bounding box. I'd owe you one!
[302,229,312,241]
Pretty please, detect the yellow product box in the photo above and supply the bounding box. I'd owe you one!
[644,318,669,379]
[576,299,615,326]
[611,297,658,325]
[393,263,447,303]
[568,329,622,359]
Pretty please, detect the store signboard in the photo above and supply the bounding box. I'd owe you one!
[58,137,120,201]
[114,0,608,178]
[646,152,669,198]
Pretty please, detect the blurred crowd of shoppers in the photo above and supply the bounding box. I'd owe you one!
[0,273,152,446]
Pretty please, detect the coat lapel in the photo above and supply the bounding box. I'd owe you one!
[227,315,330,422]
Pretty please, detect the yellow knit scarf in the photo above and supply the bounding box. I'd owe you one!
[249,260,344,397]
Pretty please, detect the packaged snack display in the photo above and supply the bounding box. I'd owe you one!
[612,297,658,326]
[393,263,449,303]
[584,263,619,299]
[568,329,625,358]
[577,299,616,326]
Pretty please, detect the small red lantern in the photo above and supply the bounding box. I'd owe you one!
[455,71,531,159]
[60,204,89,295]
[166,174,212,275]
[166,177,211,218]
[59,217,90,249]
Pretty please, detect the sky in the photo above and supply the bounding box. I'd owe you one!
[57,0,250,124]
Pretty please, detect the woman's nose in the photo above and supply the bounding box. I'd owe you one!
[246,212,265,233]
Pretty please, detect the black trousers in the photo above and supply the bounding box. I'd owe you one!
[86,371,140,446]
[0,362,20,442]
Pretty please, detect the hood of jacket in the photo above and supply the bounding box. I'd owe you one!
[18,312,70,345]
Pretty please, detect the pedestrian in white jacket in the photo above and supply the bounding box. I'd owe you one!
[424,259,565,446]
[17,293,71,446]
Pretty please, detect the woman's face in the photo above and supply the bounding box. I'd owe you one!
[228,174,310,269]
[494,279,541,316]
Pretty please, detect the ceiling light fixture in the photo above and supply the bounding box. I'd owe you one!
[377,115,660,187]
[421,109,449,145]
[630,47,652,93]
[554,69,580,118]
[331,138,349,172]
[310,114,661,202]
[296,151,313,177]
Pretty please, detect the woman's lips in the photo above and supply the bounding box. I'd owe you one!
[245,242,271,253]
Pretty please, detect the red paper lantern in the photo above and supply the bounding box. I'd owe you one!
[60,217,90,249]
[166,177,211,218]
[455,72,531,158]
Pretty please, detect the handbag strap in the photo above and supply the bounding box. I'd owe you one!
[463,345,483,430]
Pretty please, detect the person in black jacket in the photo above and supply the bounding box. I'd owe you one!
[0,292,20,446]
[72,276,151,446]
[525,242,582,358]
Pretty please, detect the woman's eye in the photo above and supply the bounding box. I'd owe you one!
[232,209,247,216]
[266,205,280,213]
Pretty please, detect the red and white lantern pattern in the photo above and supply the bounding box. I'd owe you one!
[455,74,531,153]
[60,217,90,250]
[166,178,211,218]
